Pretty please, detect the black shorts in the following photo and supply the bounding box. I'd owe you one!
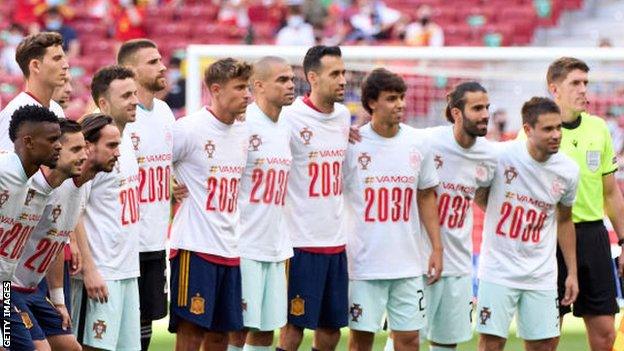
[557,220,618,317]
[139,250,168,321]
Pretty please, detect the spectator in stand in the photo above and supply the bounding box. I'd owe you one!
[276,3,316,46]
[43,6,80,60]
[347,0,401,42]
[112,0,147,42]
[218,0,250,29]
[403,5,444,47]
[0,23,26,75]
[164,56,186,117]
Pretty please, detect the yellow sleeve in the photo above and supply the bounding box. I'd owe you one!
[601,120,618,175]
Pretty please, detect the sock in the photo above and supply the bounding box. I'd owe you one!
[384,337,394,351]
[140,321,152,351]
[227,346,243,351]
[430,346,456,351]
[242,345,272,351]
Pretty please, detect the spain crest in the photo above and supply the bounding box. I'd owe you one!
[190,293,205,315]
[290,295,305,316]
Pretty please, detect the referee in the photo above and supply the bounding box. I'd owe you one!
[548,57,624,351]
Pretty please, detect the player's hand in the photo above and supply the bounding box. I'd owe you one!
[83,268,109,303]
[560,274,579,306]
[173,182,189,202]
[427,249,443,285]
[69,239,82,275]
[349,126,362,144]
[618,253,624,277]
[54,304,72,330]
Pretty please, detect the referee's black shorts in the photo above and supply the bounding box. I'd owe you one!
[557,220,619,317]
[139,250,168,321]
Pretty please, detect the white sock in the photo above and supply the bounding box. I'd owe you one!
[227,346,243,351]
[243,345,271,351]
[430,346,456,351]
[384,336,394,351]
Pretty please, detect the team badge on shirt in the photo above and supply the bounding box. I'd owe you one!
[51,205,62,223]
[0,190,9,208]
[93,320,107,339]
[249,134,262,151]
[551,177,565,197]
[409,148,422,170]
[190,293,205,315]
[24,189,36,206]
[349,303,363,322]
[434,154,443,169]
[300,127,313,145]
[476,162,488,183]
[357,152,371,170]
[503,166,518,184]
[130,132,140,151]
[586,150,601,172]
[479,307,491,325]
[204,140,216,159]
[290,295,305,316]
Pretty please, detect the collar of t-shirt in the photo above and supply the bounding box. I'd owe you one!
[303,94,324,113]
[205,107,233,131]
[24,91,48,107]
[562,113,583,130]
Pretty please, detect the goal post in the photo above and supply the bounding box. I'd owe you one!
[185,45,624,129]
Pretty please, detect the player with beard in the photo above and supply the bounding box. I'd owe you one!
[277,45,350,351]
[0,32,68,150]
[70,66,141,351]
[0,105,61,350]
[117,39,175,351]
[11,119,86,351]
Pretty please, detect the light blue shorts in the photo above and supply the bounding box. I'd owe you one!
[476,280,559,340]
[71,277,141,351]
[425,275,474,344]
[348,277,426,333]
[241,258,287,331]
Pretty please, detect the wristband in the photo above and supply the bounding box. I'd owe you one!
[49,288,65,305]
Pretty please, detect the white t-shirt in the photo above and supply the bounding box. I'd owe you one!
[343,124,439,280]
[124,99,175,253]
[237,103,293,262]
[0,165,54,282]
[170,108,248,258]
[13,178,83,290]
[0,92,65,151]
[424,126,497,276]
[280,97,350,248]
[81,132,141,280]
[478,140,579,290]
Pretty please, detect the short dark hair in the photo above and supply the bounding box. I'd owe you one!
[117,38,158,65]
[9,105,60,142]
[15,32,63,77]
[360,68,407,115]
[445,82,487,123]
[203,57,253,88]
[45,6,62,16]
[79,113,115,143]
[91,65,135,105]
[521,97,561,127]
[303,45,341,82]
[59,119,82,136]
[547,57,590,85]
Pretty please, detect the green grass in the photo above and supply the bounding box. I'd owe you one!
[149,314,592,350]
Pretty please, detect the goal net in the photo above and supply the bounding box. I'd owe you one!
[185,45,624,130]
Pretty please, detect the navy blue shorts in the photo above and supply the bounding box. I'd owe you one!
[287,248,348,329]
[168,250,243,333]
[11,287,71,342]
[4,301,35,351]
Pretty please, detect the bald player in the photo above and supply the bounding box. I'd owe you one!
[226,56,295,351]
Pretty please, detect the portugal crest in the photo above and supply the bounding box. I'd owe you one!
[51,205,62,223]
[93,320,107,339]
[504,166,518,184]
[434,154,443,169]
[24,189,36,206]
[0,190,9,208]
[358,152,371,170]
[130,132,140,151]
[204,140,216,159]
[479,307,491,325]
[300,127,313,145]
[349,303,363,322]
[249,134,262,151]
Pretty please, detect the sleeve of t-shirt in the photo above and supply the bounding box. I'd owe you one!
[561,164,580,207]
[601,122,618,175]
[418,145,439,190]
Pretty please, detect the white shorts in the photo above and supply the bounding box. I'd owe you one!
[71,277,141,351]
[241,258,287,331]
[348,277,426,333]
[425,275,474,344]
[476,280,559,340]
